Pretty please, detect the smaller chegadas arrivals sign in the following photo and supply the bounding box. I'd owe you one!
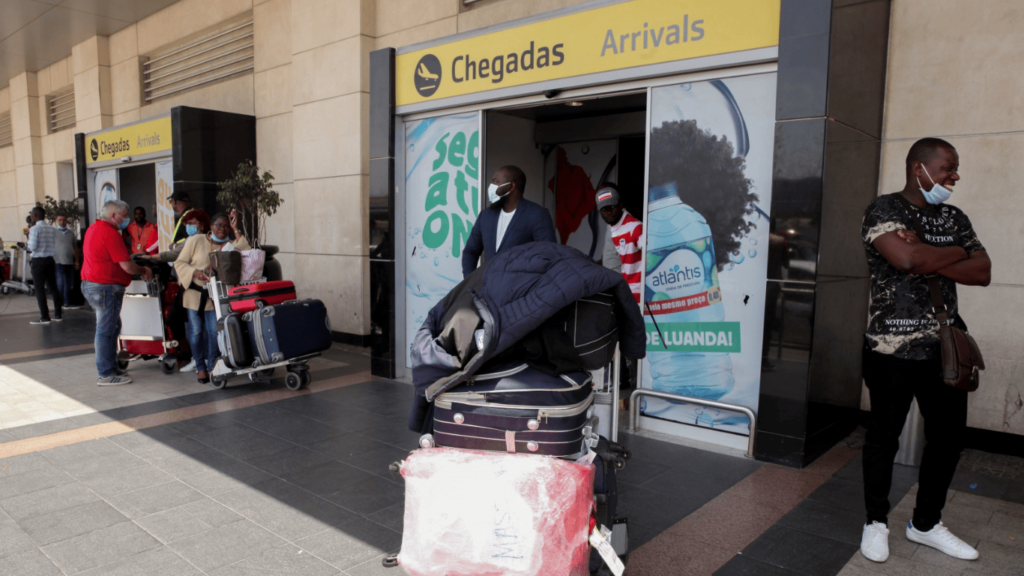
[86,116,172,165]
[396,0,780,107]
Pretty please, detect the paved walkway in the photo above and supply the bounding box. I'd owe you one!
[0,290,1021,575]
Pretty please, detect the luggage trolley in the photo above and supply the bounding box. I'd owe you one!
[1,245,34,296]
[206,274,317,391]
[116,260,187,374]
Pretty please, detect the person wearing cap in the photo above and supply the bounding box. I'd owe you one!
[597,183,642,303]
[168,190,194,245]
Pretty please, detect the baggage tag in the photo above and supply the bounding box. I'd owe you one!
[575,446,597,466]
[589,525,625,576]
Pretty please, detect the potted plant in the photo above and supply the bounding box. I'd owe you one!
[217,160,285,280]
[35,195,82,226]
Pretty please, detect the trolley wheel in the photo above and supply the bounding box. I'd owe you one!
[116,352,131,371]
[285,371,303,391]
[211,376,228,390]
[160,355,178,375]
[300,370,312,388]
[382,554,399,568]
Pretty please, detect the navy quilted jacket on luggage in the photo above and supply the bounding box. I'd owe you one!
[408,241,646,432]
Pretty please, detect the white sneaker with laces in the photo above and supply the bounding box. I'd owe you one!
[97,375,133,386]
[861,521,890,562]
[906,521,979,560]
[181,359,197,373]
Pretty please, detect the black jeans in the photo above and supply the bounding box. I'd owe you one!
[30,256,62,321]
[862,346,967,531]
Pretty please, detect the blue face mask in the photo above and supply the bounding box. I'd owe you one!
[56,225,67,231]
[918,165,953,205]
[185,224,199,237]
[118,215,130,230]
[211,233,229,243]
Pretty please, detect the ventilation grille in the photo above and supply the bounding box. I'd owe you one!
[48,89,77,133]
[0,113,11,148]
[143,17,254,104]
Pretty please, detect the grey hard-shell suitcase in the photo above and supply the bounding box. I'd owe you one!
[217,313,252,370]
[432,363,595,457]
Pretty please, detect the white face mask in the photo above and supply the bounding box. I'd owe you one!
[487,182,511,204]
[918,164,953,205]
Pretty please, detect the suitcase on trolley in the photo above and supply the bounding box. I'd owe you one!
[218,313,254,370]
[397,447,595,576]
[225,280,297,313]
[432,363,595,457]
[244,299,332,365]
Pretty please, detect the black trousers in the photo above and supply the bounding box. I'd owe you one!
[30,256,62,321]
[862,346,967,531]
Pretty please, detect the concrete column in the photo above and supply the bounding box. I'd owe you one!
[71,36,113,135]
[9,72,44,219]
[288,0,376,338]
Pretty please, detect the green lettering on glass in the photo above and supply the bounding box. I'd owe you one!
[432,133,450,171]
[455,170,470,215]
[451,213,470,258]
[448,132,466,167]
[423,210,449,249]
[466,131,479,179]
[426,172,449,211]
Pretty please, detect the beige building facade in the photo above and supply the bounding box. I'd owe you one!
[0,0,1020,442]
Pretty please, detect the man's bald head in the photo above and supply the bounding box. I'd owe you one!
[498,165,526,196]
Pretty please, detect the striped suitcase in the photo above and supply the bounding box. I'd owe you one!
[432,363,594,457]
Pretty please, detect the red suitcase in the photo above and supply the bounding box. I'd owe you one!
[226,281,297,313]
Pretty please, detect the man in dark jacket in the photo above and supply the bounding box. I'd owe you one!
[462,165,555,277]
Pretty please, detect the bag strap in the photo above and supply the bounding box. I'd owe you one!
[893,194,952,326]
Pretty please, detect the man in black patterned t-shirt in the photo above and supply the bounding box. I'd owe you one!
[858,138,991,564]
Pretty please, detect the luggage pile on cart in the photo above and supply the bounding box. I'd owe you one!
[1,245,33,296]
[207,274,332,390]
[388,242,646,576]
[116,260,188,374]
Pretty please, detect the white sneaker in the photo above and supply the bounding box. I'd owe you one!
[861,521,890,562]
[181,359,197,373]
[97,375,133,386]
[906,521,979,560]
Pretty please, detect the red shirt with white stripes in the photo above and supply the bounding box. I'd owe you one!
[610,210,643,303]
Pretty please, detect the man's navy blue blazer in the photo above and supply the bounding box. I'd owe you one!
[462,199,556,277]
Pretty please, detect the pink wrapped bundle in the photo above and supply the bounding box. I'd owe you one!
[398,447,595,576]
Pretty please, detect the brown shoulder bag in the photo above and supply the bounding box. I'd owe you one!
[895,195,984,391]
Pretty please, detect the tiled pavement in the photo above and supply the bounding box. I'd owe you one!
[1,290,1022,575]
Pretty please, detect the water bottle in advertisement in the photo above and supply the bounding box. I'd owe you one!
[645,182,734,405]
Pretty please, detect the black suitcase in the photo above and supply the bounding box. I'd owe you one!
[432,363,595,457]
[243,299,332,365]
[217,313,253,370]
[590,436,629,575]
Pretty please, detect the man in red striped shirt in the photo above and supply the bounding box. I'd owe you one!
[597,184,643,303]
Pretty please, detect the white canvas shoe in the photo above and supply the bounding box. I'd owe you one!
[861,521,890,562]
[180,359,197,373]
[906,521,979,560]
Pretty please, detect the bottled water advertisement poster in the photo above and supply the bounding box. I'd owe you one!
[641,73,777,436]
[405,112,481,367]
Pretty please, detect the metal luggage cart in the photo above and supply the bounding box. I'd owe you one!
[1,245,34,296]
[116,267,184,375]
[205,274,316,391]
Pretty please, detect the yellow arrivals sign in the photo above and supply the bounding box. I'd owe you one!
[396,0,780,107]
[86,116,172,165]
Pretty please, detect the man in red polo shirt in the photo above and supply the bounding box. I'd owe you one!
[82,200,152,386]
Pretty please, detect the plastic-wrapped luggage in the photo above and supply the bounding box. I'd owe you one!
[432,363,595,457]
[397,447,595,576]
[244,299,332,365]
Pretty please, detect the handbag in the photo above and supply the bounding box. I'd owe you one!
[895,195,984,391]
[209,250,242,285]
[239,249,266,283]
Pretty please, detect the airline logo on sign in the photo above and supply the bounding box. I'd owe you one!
[86,116,173,165]
[395,0,780,107]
